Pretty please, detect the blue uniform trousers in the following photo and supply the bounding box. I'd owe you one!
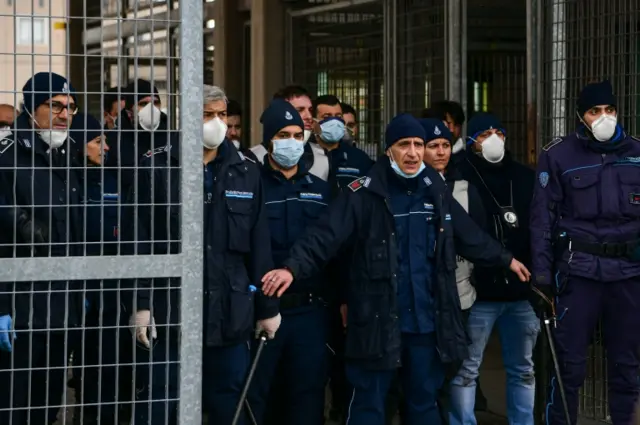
[132,328,179,425]
[248,306,329,425]
[204,342,251,425]
[345,332,444,425]
[546,275,640,425]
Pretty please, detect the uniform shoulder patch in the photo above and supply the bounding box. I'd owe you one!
[348,177,366,192]
[239,151,256,164]
[0,131,15,155]
[542,137,563,152]
[143,146,168,158]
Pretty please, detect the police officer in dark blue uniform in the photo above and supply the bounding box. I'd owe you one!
[128,84,280,425]
[105,79,177,195]
[0,72,84,425]
[67,114,133,425]
[246,100,332,425]
[261,113,531,425]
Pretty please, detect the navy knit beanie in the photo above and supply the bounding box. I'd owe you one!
[22,72,77,113]
[385,113,426,150]
[577,80,616,117]
[260,99,304,147]
[418,118,452,143]
[125,79,160,109]
[467,113,506,140]
[70,113,103,144]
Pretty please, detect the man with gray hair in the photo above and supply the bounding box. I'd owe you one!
[128,84,281,425]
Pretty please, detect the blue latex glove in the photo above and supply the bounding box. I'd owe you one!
[0,315,16,352]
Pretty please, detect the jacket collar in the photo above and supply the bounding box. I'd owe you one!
[15,112,70,158]
[262,152,313,184]
[364,156,444,199]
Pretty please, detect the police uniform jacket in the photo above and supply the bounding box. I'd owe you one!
[261,157,331,312]
[531,125,640,286]
[0,113,84,330]
[131,139,279,346]
[282,156,512,369]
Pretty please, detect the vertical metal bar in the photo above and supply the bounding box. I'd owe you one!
[550,0,567,137]
[527,0,539,164]
[178,0,204,424]
[445,0,462,102]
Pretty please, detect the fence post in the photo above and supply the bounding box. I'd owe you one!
[179,0,204,424]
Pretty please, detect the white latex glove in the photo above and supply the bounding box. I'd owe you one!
[255,313,282,340]
[129,309,157,348]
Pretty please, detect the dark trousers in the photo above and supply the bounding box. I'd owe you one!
[203,342,250,425]
[71,307,133,425]
[132,328,179,425]
[345,333,445,425]
[0,331,72,425]
[248,307,329,425]
[547,274,640,425]
[328,306,350,423]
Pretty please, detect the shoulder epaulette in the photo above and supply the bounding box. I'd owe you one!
[143,146,168,158]
[631,136,640,144]
[0,132,15,155]
[348,177,366,192]
[238,151,256,164]
[542,137,563,152]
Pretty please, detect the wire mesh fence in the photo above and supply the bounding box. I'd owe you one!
[0,0,203,424]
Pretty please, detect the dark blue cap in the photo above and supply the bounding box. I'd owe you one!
[125,79,160,109]
[385,113,426,150]
[260,99,304,147]
[22,72,77,113]
[577,80,616,116]
[70,113,103,144]
[467,113,505,140]
[418,118,452,143]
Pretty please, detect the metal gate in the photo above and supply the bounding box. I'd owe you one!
[0,0,203,423]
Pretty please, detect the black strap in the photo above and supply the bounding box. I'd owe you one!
[570,239,638,258]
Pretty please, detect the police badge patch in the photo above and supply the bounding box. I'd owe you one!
[539,171,549,188]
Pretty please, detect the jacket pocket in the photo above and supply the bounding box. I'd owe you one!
[567,172,600,219]
[617,169,640,218]
[345,294,386,360]
[366,240,391,280]
[226,199,253,253]
[223,265,255,341]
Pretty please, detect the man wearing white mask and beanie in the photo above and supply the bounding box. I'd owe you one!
[449,112,538,425]
[105,78,177,195]
[127,84,281,425]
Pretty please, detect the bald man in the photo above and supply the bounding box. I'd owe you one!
[0,104,18,129]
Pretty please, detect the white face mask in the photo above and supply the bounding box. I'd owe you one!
[479,134,505,163]
[232,140,241,150]
[203,117,227,150]
[137,103,161,131]
[39,130,68,149]
[590,113,617,142]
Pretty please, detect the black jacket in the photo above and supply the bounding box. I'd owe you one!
[0,113,84,329]
[282,157,512,369]
[458,151,534,302]
[129,139,279,346]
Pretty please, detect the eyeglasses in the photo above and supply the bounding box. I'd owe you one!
[48,101,78,116]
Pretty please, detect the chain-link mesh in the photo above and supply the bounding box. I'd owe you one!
[287,0,384,159]
[0,1,203,424]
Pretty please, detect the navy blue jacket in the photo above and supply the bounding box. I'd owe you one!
[387,168,438,334]
[105,109,178,197]
[131,139,279,346]
[458,151,534,302]
[282,157,513,369]
[329,142,374,193]
[261,158,331,310]
[0,113,84,330]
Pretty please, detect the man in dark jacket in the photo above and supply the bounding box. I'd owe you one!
[261,113,530,425]
[128,84,280,425]
[247,99,332,425]
[0,72,84,425]
[531,80,640,425]
[450,112,538,425]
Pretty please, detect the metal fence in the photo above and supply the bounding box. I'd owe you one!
[0,0,203,424]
